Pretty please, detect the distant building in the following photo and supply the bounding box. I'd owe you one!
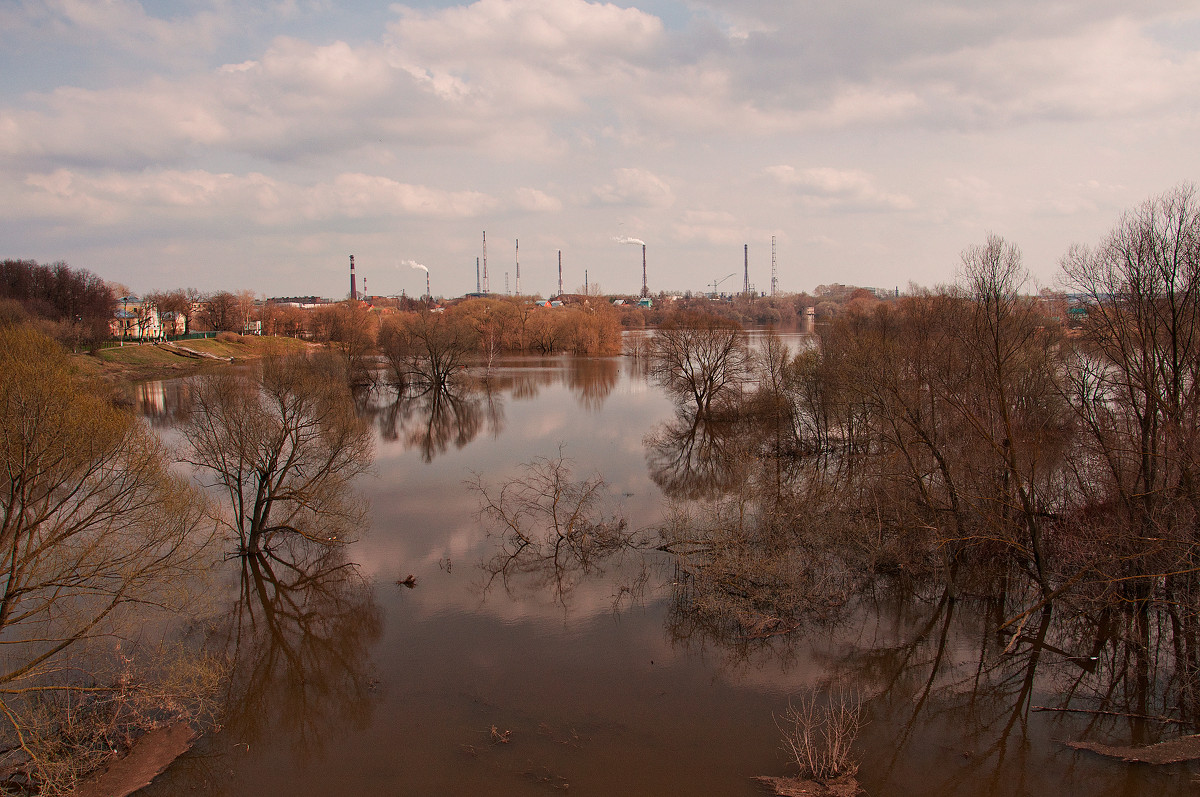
[110,296,166,340]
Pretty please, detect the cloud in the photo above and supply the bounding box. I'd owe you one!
[4,0,230,63]
[906,17,1200,126]
[512,187,563,213]
[14,169,498,225]
[765,166,915,211]
[592,168,674,207]
[672,209,773,247]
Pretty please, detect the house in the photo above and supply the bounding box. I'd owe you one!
[109,296,165,340]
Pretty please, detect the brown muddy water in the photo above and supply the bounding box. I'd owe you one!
[133,343,1194,796]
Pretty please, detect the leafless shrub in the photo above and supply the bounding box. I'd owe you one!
[471,449,643,603]
[775,688,863,781]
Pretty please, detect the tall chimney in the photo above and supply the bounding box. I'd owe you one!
[515,238,520,296]
[476,257,481,293]
[743,244,750,296]
[641,244,648,299]
[350,255,357,301]
[771,235,777,297]
[557,250,562,296]
[482,231,489,293]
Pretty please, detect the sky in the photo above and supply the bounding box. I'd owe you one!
[2,0,1199,300]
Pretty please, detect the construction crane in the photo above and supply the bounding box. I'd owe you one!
[709,273,735,298]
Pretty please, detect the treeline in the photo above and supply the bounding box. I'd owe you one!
[0,259,115,345]
[312,295,624,387]
[651,184,1200,621]
[617,293,816,329]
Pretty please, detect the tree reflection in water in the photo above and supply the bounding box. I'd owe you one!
[666,519,1200,795]
[481,356,619,410]
[363,356,618,463]
[642,323,1200,793]
[644,408,750,500]
[142,540,381,796]
[217,541,381,762]
[564,357,618,411]
[367,382,500,463]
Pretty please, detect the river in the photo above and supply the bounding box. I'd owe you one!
[134,341,1193,796]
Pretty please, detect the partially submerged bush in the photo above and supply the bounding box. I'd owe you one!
[776,688,863,781]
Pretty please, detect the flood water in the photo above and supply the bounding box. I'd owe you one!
[135,342,1195,796]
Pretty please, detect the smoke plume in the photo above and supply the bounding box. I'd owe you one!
[614,236,645,246]
[403,260,429,272]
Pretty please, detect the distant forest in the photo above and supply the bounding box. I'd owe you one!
[0,259,115,344]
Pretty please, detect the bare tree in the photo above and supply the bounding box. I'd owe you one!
[202,291,239,332]
[0,324,214,793]
[1060,183,1200,597]
[471,451,640,604]
[650,311,752,417]
[379,310,477,390]
[183,354,374,555]
[317,300,378,387]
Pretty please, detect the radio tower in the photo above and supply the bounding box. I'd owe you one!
[482,231,489,293]
[771,236,778,296]
[476,257,481,293]
[557,250,563,296]
[515,238,520,296]
[640,244,648,298]
[743,244,750,296]
[349,255,357,301]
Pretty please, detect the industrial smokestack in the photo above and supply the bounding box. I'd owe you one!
[641,244,648,299]
[426,271,431,299]
[771,236,777,297]
[557,250,562,296]
[482,231,489,293]
[515,238,520,296]
[350,255,357,301]
[743,244,750,296]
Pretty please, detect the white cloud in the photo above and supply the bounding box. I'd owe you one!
[8,0,229,61]
[766,166,915,211]
[592,168,674,207]
[672,209,771,247]
[512,187,563,213]
[14,169,498,225]
[907,17,1200,126]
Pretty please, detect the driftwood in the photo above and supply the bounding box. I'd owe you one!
[1033,705,1185,725]
[73,722,196,797]
[1062,733,1200,765]
[755,774,861,796]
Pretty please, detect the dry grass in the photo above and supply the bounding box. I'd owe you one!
[82,336,312,382]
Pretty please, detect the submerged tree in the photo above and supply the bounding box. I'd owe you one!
[471,451,643,604]
[1060,183,1200,600]
[649,311,752,417]
[379,310,477,390]
[183,353,374,556]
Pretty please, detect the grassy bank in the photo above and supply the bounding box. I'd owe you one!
[75,335,315,383]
